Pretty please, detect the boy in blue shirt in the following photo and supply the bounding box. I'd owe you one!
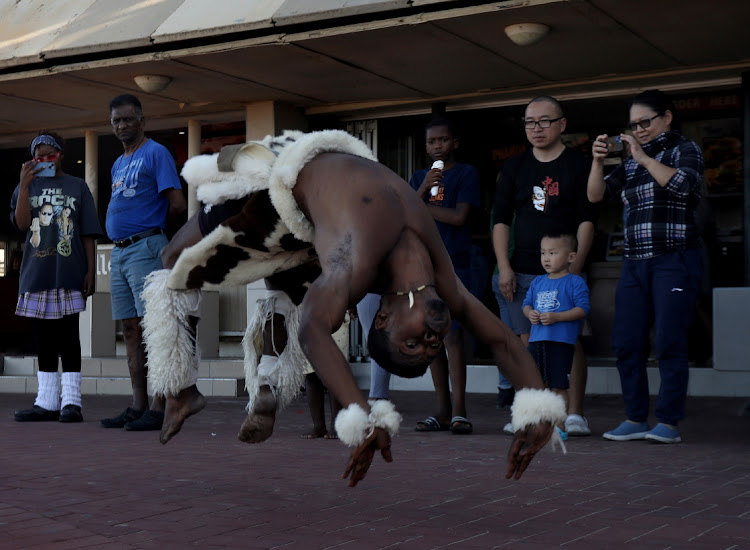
[410,118,480,435]
[523,233,590,439]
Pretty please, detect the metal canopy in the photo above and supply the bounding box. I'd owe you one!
[0,0,747,147]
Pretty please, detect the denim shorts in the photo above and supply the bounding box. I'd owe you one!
[492,271,536,336]
[109,234,167,320]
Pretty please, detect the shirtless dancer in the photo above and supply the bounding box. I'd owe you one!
[148,131,566,486]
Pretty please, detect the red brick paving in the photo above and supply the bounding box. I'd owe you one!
[0,391,748,549]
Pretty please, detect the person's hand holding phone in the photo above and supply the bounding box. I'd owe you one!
[591,134,610,163]
[19,161,42,189]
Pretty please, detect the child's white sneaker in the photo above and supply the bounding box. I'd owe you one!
[565,414,591,436]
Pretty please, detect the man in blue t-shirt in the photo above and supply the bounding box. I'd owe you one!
[100,94,186,432]
[410,118,480,435]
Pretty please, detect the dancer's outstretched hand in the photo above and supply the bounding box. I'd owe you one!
[342,427,392,487]
[505,421,554,480]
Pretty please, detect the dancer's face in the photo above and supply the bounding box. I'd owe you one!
[385,297,451,368]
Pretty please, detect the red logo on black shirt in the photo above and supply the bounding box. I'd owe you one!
[543,176,559,196]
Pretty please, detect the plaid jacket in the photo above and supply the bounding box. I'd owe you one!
[605,131,704,259]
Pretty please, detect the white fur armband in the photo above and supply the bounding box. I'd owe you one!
[334,400,402,448]
[511,388,567,432]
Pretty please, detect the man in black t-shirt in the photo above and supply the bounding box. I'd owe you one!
[493,96,597,436]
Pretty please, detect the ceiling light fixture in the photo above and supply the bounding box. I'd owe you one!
[134,74,172,93]
[504,23,549,46]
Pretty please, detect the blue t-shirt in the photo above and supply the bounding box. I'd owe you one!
[522,273,590,345]
[105,139,182,241]
[409,163,480,267]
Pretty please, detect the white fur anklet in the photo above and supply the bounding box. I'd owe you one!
[334,400,402,447]
[511,388,567,432]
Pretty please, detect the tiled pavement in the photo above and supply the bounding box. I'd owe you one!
[0,391,749,550]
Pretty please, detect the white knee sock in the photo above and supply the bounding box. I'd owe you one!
[61,372,82,408]
[34,371,60,411]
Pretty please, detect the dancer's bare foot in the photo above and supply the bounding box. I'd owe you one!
[302,426,328,439]
[238,385,277,444]
[161,385,206,444]
[324,433,338,440]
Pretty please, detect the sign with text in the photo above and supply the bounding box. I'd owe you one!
[96,244,113,293]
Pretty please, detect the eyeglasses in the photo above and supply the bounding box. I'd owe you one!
[627,113,663,132]
[33,152,61,162]
[524,117,563,130]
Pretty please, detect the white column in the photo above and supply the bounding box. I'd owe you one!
[246,101,276,140]
[243,102,277,340]
[187,119,201,217]
[84,131,98,207]
[80,130,116,358]
[187,118,218,357]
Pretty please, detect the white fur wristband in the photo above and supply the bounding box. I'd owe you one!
[510,388,567,432]
[334,400,402,447]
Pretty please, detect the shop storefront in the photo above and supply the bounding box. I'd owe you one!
[0,87,744,366]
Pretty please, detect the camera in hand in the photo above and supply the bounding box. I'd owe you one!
[605,136,624,153]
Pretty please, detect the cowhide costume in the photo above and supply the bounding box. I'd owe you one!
[141,130,402,446]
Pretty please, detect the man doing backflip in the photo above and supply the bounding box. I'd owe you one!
[143,130,567,487]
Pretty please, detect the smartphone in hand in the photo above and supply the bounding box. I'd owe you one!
[34,161,56,177]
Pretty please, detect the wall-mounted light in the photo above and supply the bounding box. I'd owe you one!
[504,23,549,46]
[134,75,172,93]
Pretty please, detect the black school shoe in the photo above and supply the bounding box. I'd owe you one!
[124,409,164,431]
[59,405,83,423]
[14,405,60,422]
[99,407,144,428]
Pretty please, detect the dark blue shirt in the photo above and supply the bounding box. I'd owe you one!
[409,163,480,268]
[11,174,103,294]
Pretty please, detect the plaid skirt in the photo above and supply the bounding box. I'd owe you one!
[16,289,86,319]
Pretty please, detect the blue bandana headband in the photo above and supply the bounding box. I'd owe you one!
[30,135,63,156]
